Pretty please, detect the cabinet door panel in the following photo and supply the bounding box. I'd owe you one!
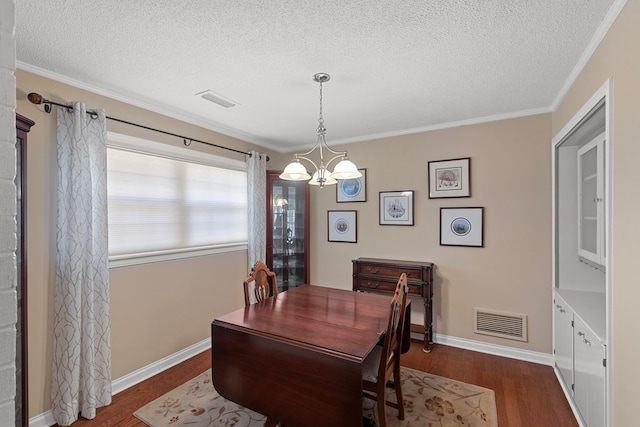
[574,316,606,427]
[553,297,574,395]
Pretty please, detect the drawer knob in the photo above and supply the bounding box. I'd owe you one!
[366,268,380,274]
[366,281,380,289]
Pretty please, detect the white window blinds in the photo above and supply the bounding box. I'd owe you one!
[106,133,248,263]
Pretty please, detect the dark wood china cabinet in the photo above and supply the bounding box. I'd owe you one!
[266,171,310,291]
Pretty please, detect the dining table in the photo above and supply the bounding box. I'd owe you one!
[210,284,410,427]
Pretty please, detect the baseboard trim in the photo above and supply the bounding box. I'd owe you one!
[111,338,211,394]
[29,338,211,427]
[409,331,553,366]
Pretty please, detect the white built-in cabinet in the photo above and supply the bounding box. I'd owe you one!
[553,80,610,427]
[553,291,606,427]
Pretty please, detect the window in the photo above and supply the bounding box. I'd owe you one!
[107,132,247,267]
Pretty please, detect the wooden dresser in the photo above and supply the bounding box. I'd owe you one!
[352,257,434,352]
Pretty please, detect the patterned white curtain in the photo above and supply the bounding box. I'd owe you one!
[52,102,112,425]
[247,150,267,271]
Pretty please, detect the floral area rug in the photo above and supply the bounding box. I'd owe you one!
[134,367,497,427]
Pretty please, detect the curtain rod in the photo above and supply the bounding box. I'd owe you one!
[27,92,269,161]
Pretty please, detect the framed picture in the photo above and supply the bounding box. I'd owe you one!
[328,210,357,243]
[336,168,367,202]
[440,207,484,247]
[379,191,414,226]
[428,157,471,198]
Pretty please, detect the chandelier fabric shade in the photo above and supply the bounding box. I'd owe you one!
[280,73,361,189]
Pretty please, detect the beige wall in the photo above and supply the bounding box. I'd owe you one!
[15,69,280,418]
[552,1,640,425]
[305,115,553,352]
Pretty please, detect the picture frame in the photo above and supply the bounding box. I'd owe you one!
[428,157,471,198]
[379,191,414,226]
[440,207,484,247]
[328,210,357,243]
[336,168,367,202]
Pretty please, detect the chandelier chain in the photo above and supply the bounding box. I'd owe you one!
[318,80,324,127]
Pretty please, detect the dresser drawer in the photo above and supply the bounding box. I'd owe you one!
[357,264,424,281]
[354,278,422,296]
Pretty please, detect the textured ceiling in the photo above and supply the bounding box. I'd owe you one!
[16,0,618,152]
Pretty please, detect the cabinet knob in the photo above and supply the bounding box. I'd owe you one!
[583,338,592,346]
[577,331,585,337]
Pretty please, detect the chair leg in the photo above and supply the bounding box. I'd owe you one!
[393,366,404,420]
[377,384,387,427]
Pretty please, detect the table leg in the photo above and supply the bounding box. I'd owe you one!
[423,298,432,353]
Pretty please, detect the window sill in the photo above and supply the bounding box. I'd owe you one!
[109,243,247,268]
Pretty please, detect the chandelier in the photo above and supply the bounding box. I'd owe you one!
[279,73,361,188]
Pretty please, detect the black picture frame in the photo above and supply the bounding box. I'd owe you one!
[336,168,367,203]
[440,207,484,247]
[328,210,357,243]
[379,191,414,226]
[428,157,471,199]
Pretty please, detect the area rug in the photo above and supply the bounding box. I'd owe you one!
[134,367,497,427]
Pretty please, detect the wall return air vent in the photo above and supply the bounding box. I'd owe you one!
[474,308,528,342]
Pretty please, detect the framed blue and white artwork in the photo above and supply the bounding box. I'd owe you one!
[440,207,484,247]
[336,169,366,202]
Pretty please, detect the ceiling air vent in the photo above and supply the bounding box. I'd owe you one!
[196,90,237,108]
[474,308,527,342]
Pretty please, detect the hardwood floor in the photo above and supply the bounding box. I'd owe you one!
[54,341,577,427]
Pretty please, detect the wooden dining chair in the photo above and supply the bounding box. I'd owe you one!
[362,273,408,427]
[243,260,278,306]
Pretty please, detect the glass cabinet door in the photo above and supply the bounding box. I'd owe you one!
[266,171,309,291]
[577,132,605,267]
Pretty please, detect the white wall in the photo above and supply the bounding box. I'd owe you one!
[0,0,17,422]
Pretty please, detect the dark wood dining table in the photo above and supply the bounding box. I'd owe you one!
[211,284,409,427]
